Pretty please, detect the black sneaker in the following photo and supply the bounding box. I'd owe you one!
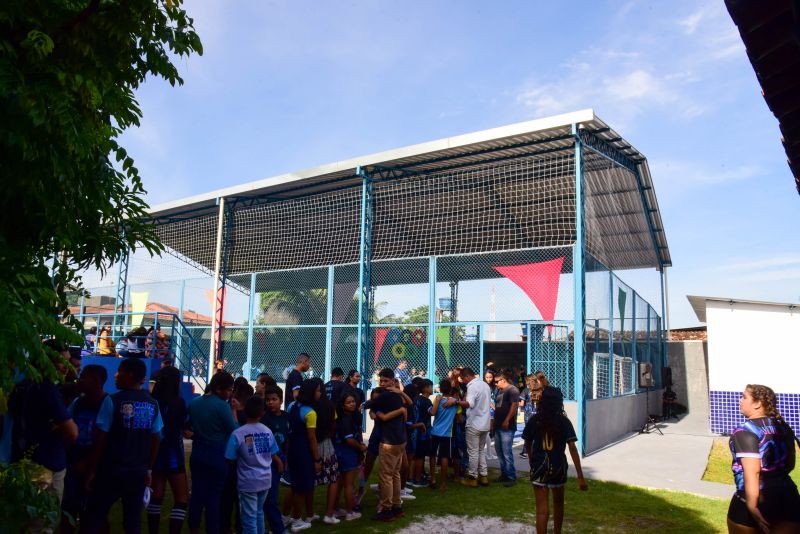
[371,510,395,522]
[519,451,528,459]
[503,479,517,487]
[391,507,405,518]
[493,475,509,483]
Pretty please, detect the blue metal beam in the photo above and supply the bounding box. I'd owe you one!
[245,273,257,381]
[571,124,587,455]
[355,167,374,390]
[608,270,615,398]
[113,247,130,335]
[324,265,335,380]
[428,257,437,381]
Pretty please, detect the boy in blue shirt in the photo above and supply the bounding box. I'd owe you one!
[226,395,284,534]
[429,380,458,491]
[260,385,289,534]
[83,358,163,534]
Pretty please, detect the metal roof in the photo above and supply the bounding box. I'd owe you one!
[150,109,671,271]
[687,294,800,323]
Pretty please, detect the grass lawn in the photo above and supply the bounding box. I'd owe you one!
[702,437,800,487]
[112,453,730,533]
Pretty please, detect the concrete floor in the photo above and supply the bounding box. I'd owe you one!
[486,413,733,499]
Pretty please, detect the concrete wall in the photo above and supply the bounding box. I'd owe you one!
[665,340,709,418]
[584,389,662,454]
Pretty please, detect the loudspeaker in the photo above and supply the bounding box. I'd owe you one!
[638,362,654,388]
[662,366,673,388]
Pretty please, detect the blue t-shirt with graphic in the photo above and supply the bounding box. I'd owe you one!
[225,422,279,493]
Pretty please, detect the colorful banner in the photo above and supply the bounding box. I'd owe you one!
[492,257,564,336]
[374,328,390,366]
[130,291,149,327]
[436,326,451,366]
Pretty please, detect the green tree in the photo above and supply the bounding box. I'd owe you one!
[0,1,202,400]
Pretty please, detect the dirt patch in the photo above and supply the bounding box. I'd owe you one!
[394,514,535,533]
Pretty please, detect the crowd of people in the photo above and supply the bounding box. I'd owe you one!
[5,341,799,533]
[82,323,171,359]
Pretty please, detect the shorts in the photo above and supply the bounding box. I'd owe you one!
[335,445,361,473]
[153,442,186,474]
[529,457,569,488]
[727,486,800,528]
[406,429,417,454]
[412,433,431,458]
[430,435,452,462]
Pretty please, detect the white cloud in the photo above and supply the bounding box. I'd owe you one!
[678,9,705,35]
[718,256,800,272]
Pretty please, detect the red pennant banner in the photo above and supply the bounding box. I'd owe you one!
[374,328,390,367]
[493,257,564,336]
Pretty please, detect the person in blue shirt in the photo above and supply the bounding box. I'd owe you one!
[429,380,458,491]
[225,395,283,534]
[186,371,238,534]
[260,385,289,534]
[60,364,107,534]
[82,358,164,534]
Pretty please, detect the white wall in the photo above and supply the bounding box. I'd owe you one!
[707,301,800,393]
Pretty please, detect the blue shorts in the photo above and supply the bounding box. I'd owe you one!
[335,446,360,473]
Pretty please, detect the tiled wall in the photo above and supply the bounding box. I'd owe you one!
[710,390,800,434]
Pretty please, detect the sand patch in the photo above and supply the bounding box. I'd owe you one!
[393,514,535,533]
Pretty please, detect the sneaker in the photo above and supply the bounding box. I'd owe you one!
[400,492,416,500]
[519,451,528,459]
[460,476,478,487]
[370,483,379,492]
[479,475,490,486]
[290,520,312,532]
[400,487,413,495]
[282,515,294,527]
[407,480,426,488]
[371,510,395,522]
[503,479,517,487]
[307,514,320,522]
[334,508,348,518]
[391,507,405,518]
[323,515,340,525]
[493,475,509,483]
[353,504,362,513]
[345,511,362,521]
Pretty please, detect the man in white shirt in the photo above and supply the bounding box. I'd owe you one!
[457,367,491,487]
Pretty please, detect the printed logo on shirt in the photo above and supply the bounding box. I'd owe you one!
[244,432,273,455]
[120,401,155,430]
[542,433,554,451]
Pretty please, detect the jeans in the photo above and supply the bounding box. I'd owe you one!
[188,442,229,532]
[494,429,516,480]
[239,490,268,534]
[263,463,286,533]
[378,443,405,510]
[465,427,488,478]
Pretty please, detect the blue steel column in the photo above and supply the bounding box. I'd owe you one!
[355,167,373,390]
[526,323,532,374]
[608,270,614,397]
[478,324,484,373]
[428,257,437,379]
[571,124,587,455]
[245,273,257,381]
[324,265,335,381]
[631,292,637,392]
[113,247,130,335]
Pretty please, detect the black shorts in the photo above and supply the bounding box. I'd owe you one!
[62,469,88,518]
[430,435,452,462]
[413,434,431,458]
[727,486,800,528]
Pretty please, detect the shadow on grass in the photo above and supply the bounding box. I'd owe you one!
[111,461,727,534]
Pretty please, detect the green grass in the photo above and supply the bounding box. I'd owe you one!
[111,457,730,533]
[702,437,800,487]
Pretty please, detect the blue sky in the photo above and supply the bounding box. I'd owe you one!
[117,0,800,328]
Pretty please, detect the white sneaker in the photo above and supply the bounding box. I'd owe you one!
[345,511,362,521]
[307,514,320,522]
[282,515,294,527]
[400,493,416,500]
[334,508,348,518]
[401,487,413,495]
[370,483,379,492]
[323,515,340,525]
[291,520,312,532]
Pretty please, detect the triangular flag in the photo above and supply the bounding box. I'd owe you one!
[493,257,564,336]
[436,327,451,366]
[374,328,390,366]
[130,291,149,327]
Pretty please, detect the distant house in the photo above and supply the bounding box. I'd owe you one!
[687,295,799,434]
[70,296,234,327]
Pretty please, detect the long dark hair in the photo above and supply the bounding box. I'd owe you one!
[310,377,334,439]
[152,366,181,406]
[533,387,565,441]
[297,378,320,407]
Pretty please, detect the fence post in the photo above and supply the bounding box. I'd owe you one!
[355,168,373,387]
[571,124,586,455]
[428,257,437,380]
[478,323,484,374]
[608,270,615,397]
[324,265,334,381]
[631,293,637,392]
[245,273,257,381]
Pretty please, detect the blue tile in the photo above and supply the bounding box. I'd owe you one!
[709,390,800,434]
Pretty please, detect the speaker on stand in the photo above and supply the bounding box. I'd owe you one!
[638,362,662,435]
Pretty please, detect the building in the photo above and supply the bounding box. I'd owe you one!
[688,295,800,434]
